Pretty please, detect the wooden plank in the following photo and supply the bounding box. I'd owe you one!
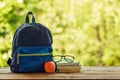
[0,66,120,79]
[0,73,120,79]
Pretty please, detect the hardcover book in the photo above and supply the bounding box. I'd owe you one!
[56,61,81,73]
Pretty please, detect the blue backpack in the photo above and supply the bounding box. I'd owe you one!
[7,12,53,73]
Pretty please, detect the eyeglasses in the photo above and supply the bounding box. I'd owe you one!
[53,55,75,63]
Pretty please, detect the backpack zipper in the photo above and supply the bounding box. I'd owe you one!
[17,53,52,64]
[19,53,52,56]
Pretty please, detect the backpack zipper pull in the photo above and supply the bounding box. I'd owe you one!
[17,54,19,64]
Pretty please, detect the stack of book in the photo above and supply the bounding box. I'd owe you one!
[56,61,81,73]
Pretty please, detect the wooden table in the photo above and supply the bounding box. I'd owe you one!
[0,66,120,79]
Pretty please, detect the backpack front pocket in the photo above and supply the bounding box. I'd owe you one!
[17,46,53,72]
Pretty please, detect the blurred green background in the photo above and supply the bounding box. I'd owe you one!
[0,0,120,67]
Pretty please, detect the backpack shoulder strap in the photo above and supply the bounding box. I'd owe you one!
[7,58,11,66]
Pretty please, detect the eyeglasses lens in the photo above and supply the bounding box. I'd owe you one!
[53,56,61,62]
[64,56,74,62]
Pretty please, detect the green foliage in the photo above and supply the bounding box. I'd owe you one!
[0,0,120,67]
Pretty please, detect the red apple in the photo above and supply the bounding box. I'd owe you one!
[44,61,56,73]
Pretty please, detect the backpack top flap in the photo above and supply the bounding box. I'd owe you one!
[18,24,53,46]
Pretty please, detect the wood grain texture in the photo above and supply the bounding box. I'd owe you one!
[0,66,120,79]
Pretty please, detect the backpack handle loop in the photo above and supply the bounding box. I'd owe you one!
[25,11,36,23]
